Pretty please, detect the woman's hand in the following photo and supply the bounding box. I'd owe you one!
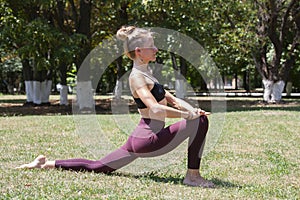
[195,108,210,116]
[184,108,210,120]
[184,110,200,120]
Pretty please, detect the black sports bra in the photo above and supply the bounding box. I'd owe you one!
[133,82,166,109]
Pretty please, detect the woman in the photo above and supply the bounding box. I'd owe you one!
[17,26,214,188]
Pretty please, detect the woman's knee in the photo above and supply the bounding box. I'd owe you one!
[200,115,208,123]
[199,115,209,130]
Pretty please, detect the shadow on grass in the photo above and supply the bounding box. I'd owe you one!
[226,105,300,112]
[0,97,299,116]
[0,98,139,116]
[0,99,27,104]
[111,171,242,188]
[198,99,300,113]
[211,178,242,188]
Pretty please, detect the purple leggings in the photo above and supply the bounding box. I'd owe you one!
[55,116,209,173]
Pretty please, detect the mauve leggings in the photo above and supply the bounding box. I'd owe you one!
[55,116,208,173]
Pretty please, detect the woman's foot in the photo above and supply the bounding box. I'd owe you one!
[183,169,215,188]
[16,155,46,169]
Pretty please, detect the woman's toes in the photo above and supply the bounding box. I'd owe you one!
[16,155,47,169]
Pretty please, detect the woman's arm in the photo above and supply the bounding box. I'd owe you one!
[165,90,195,112]
[165,90,210,115]
[134,86,199,120]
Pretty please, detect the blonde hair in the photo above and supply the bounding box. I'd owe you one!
[116,26,153,59]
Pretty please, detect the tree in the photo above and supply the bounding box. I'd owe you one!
[2,0,298,102]
[252,0,300,102]
[0,1,22,94]
[1,0,58,105]
[138,0,255,94]
[134,0,205,97]
[0,0,94,107]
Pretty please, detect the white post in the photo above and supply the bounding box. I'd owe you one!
[286,82,292,96]
[76,81,94,110]
[175,79,186,99]
[46,80,52,102]
[114,80,123,99]
[25,81,34,103]
[59,85,69,105]
[262,79,273,102]
[33,81,42,105]
[41,80,52,104]
[271,80,285,102]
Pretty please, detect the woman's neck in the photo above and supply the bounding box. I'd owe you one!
[133,60,149,72]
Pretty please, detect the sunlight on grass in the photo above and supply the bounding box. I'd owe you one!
[1,109,299,199]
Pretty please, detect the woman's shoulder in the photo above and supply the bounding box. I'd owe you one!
[129,69,145,81]
[131,68,159,83]
[129,70,147,88]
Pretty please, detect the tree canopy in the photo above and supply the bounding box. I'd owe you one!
[1,0,299,95]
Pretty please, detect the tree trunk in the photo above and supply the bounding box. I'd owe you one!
[41,70,52,104]
[114,79,122,99]
[262,79,285,103]
[243,70,250,92]
[59,85,69,105]
[170,53,186,98]
[40,80,49,104]
[76,81,94,110]
[75,0,93,110]
[32,81,42,105]
[286,82,292,96]
[175,80,186,99]
[177,57,188,98]
[113,2,128,99]
[253,0,299,103]
[234,73,238,90]
[271,80,285,102]
[32,70,52,105]
[76,0,91,73]
[59,63,69,105]
[22,59,34,105]
[152,56,163,82]
[114,57,124,99]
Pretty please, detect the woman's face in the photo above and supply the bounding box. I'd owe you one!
[137,37,158,63]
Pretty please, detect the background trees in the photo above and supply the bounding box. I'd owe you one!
[1,0,299,104]
[252,0,300,102]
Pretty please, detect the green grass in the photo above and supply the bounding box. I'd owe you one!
[1,108,300,199]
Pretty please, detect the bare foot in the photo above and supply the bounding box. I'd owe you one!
[183,169,215,188]
[16,155,46,169]
[183,176,215,188]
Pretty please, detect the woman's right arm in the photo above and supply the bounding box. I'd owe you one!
[134,85,199,120]
[165,90,195,111]
[165,90,210,116]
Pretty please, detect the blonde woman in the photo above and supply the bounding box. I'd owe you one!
[17,26,214,188]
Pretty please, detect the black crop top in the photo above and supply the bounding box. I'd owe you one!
[133,82,166,109]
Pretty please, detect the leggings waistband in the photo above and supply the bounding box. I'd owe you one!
[139,118,165,132]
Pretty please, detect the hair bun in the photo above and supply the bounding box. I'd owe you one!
[116,26,136,41]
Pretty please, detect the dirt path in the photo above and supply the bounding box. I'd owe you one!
[0,96,299,116]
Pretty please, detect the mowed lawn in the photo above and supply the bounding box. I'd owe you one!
[0,99,299,199]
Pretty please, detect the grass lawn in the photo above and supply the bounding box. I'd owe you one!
[0,96,299,199]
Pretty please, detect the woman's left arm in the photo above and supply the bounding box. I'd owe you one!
[165,90,210,115]
[164,90,194,111]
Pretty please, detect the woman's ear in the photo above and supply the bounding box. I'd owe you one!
[135,47,141,52]
[135,47,142,59]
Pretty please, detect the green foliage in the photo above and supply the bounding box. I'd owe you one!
[1,0,299,93]
[66,64,77,89]
[17,19,52,70]
[0,49,22,73]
